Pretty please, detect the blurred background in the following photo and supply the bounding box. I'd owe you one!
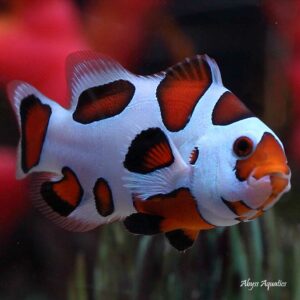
[0,0,299,299]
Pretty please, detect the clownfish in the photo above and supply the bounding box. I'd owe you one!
[8,51,291,251]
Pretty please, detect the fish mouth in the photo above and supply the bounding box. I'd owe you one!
[222,167,290,222]
[246,165,291,210]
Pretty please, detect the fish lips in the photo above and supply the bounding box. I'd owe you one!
[246,166,291,210]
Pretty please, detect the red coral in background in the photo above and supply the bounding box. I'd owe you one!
[0,0,88,243]
[265,0,300,165]
[0,0,88,106]
[83,0,166,67]
[0,0,167,244]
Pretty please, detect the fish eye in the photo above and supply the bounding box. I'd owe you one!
[233,136,254,158]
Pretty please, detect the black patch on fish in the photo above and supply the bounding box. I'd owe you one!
[73,79,135,124]
[123,127,174,174]
[165,229,195,251]
[123,213,164,235]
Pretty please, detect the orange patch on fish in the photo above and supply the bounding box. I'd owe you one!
[212,92,253,126]
[189,147,199,165]
[222,198,257,221]
[20,95,52,173]
[73,79,135,124]
[93,178,114,217]
[156,56,212,132]
[41,167,83,216]
[134,188,215,232]
[235,132,289,181]
[143,141,173,171]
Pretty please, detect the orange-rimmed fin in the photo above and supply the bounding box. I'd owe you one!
[40,167,83,216]
[212,91,253,126]
[93,178,114,217]
[20,95,52,173]
[73,79,135,124]
[123,127,174,174]
[165,229,199,251]
[156,55,212,132]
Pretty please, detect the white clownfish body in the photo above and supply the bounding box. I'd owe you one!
[9,51,291,251]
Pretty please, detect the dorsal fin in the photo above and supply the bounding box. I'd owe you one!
[203,54,223,85]
[156,54,222,132]
[163,54,222,84]
[66,51,136,111]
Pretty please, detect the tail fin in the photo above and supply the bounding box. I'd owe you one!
[7,81,53,178]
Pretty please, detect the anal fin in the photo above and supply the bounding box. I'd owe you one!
[31,169,100,232]
[165,229,199,251]
[40,166,83,217]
